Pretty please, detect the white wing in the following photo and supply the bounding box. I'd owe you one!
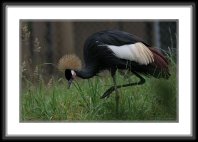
[107,42,154,65]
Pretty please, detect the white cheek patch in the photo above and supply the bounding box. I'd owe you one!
[107,42,154,65]
[71,70,76,78]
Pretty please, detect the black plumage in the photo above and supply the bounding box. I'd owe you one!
[76,30,170,80]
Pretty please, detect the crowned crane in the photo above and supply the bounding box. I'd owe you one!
[58,29,170,113]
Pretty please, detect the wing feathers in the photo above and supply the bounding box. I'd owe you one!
[105,42,170,79]
[107,42,154,65]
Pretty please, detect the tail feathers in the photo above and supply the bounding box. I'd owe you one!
[149,48,168,64]
[148,48,170,79]
[129,48,171,79]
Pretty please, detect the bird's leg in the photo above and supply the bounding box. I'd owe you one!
[110,69,120,115]
[112,73,120,115]
[101,72,145,99]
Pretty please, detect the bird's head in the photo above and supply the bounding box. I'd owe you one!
[58,54,82,88]
[64,69,76,88]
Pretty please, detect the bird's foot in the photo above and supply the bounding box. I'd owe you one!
[100,87,115,99]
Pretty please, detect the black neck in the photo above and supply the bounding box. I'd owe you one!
[75,66,96,79]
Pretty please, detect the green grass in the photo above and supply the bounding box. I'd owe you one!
[21,63,177,122]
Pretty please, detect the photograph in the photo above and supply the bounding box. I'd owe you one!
[20,20,178,121]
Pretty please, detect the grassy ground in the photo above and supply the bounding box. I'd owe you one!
[21,63,177,122]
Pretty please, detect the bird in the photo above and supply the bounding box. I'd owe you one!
[58,29,170,109]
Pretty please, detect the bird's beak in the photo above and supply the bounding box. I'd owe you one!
[68,79,73,89]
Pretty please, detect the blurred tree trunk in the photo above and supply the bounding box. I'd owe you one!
[54,22,75,62]
[32,22,47,66]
